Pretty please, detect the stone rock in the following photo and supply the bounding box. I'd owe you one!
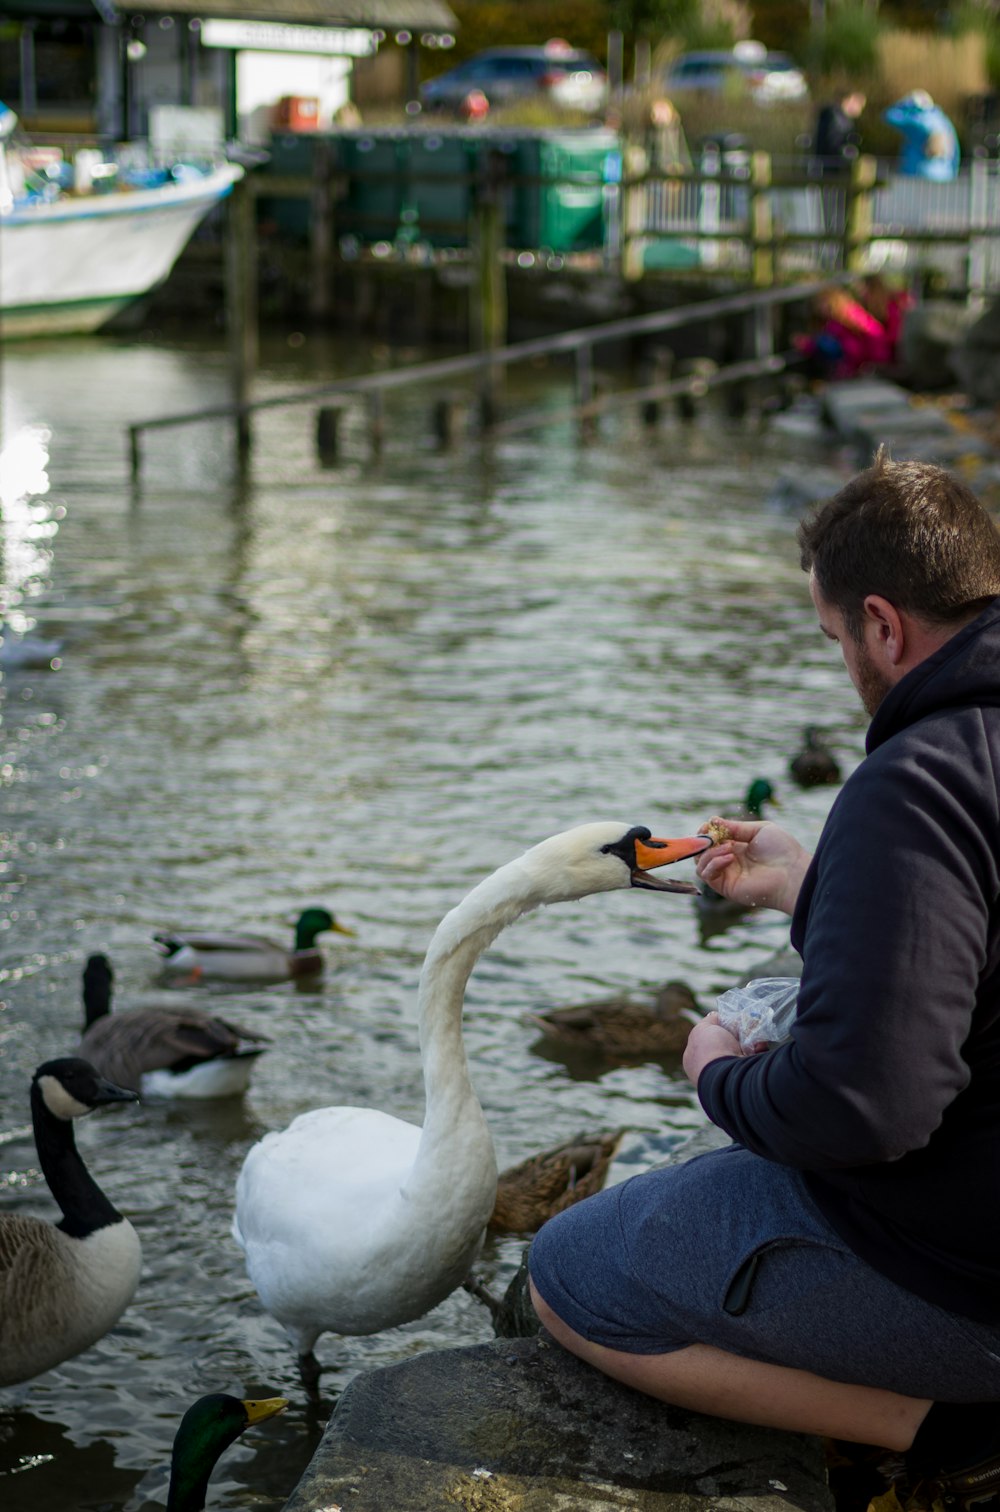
[281,1334,834,1512]
[283,1120,833,1512]
[950,296,1000,407]
[897,299,977,391]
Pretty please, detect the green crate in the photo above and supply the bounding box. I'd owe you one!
[510,129,618,253]
[334,131,476,248]
[256,131,317,241]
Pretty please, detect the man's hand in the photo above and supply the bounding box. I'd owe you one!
[682,1011,746,1087]
[696,817,812,917]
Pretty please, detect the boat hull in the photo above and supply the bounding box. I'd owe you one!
[0,163,242,338]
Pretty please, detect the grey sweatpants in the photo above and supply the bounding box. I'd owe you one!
[529,1143,1000,1401]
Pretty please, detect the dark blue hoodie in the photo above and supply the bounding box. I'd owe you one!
[699,598,1000,1322]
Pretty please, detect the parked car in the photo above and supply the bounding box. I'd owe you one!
[419,42,608,117]
[657,42,809,106]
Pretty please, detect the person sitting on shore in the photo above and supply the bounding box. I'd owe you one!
[858,273,914,369]
[528,451,1000,1510]
[793,285,891,380]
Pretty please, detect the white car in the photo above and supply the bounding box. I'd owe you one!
[658,43,810,107]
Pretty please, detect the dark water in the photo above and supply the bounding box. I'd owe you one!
[0,325,867,1509]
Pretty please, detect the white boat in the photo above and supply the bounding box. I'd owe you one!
[0,110,243,338]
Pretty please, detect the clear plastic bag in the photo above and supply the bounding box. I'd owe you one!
[715,976,800,1052]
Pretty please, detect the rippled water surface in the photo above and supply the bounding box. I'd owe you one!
[0,326,868,1509]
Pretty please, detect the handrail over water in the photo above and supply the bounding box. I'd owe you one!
[127,278,845,477]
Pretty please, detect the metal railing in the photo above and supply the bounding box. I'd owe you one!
[625,149,1000,296]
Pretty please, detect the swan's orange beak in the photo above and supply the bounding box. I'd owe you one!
[632,833,712,893]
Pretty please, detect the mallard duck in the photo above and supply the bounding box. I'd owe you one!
[0,1057,141,1387]
[727,777,776,821]
[167,1394,287,1512]
[695,778,777,937]
[78,954,269,1099]
[232,823,710,1392]
[153,906,354,983]
[789,726,842,788]
[528,980,700,1059]
[488,1128,627,1235]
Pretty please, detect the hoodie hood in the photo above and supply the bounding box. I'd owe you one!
[866,597,1000,756]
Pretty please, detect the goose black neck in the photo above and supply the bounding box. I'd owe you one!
[82,965,111,1029]
[31,1085,123,1237]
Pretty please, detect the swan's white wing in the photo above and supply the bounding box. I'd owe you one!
[233,1106,425,1337]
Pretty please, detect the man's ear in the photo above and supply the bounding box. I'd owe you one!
[862,594,906,665]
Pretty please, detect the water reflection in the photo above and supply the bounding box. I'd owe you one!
[0,425,62,643]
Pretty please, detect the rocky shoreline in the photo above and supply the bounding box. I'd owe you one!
[280,1122,834,1512]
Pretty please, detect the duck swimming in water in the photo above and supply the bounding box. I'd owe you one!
[789,726,842,788]
[528,979,700,1060]
[166,1394,287,1512]
[153,905,354,983]
[488,1128,627,1235]
[695,779,777,938]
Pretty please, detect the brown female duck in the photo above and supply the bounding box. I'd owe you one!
[528,979,700,1059]
[488,1129,627,1235]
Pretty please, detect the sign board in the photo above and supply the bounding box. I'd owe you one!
[201,20,377,56]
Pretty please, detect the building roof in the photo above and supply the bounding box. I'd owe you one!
[110,0,457,25]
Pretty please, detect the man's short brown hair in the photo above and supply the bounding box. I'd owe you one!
[798,448,1000,641]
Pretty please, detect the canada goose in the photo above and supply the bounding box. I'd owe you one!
[153,906,354,983]
[232,822,710,1392]
[167,1393,287,1512]
[789,725,842,787]
[488,1128,627,1235]
[528,979,700,1060]
[78,953,269,1099]
[0,1057,141,1387]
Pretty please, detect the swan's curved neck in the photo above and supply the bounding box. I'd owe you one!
[414,856,536,1153]
[31,1087,123,1238]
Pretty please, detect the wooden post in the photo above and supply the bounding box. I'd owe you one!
[968,151,989,312]
[633,37,651,89]
[368,389,385,456]
[316,401,351,465]
[675,357,717,421]
[224,174,258,459]
[846,153,877,273]
[640,345,673,425]
[128,424,141,481]
[471,149,508,426]
[575,344,595,440]
[607,29,624,108]
[749,151,773,288]
[621,140,647,282]
[309,136,334,322]
[433,392,467,449]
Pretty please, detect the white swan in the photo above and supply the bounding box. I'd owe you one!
[232,821,710,1389]
[0,1057,141,1387]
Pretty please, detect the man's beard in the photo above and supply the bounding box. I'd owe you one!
[854,639,893,716]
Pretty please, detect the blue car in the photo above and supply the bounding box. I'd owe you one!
[420,44,608,117]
